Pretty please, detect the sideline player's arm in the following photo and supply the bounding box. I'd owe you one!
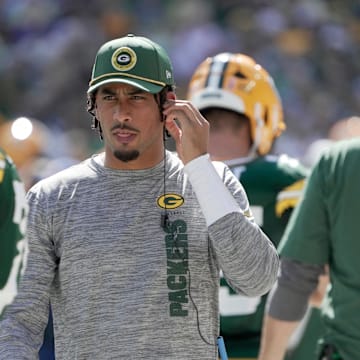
[258,258,324,360]
[259,315,300,359]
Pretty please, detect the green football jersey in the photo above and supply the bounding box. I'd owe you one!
[0,148,28,316]
[220,154,308,358]
[279,139,360,360]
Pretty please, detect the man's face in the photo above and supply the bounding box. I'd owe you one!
[94,83,164,169]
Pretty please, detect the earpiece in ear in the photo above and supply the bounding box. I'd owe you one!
[164,129,171,140]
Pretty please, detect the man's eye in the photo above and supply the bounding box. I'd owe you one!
[131,95,144,100]
[103,95,116,100]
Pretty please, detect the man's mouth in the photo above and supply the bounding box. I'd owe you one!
[113,130,137,143]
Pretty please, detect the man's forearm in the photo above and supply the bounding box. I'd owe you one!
[257,258,324,359]
[258,315,300,360]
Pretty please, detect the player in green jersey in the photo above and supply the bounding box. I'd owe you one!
[259,138,360,360]
[187,52,324,359]
[0,148,28,317]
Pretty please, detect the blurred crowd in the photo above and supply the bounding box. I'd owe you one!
[0,0,359,164]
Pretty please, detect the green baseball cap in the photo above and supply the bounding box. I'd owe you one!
[88,34,174,94]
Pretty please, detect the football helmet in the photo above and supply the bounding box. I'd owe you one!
[187,53,285,155]
[0,117,50,168]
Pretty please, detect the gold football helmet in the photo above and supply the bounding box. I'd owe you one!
[187,53,285,155]
[0,117,50,168]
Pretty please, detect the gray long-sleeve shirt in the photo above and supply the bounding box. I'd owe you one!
[0,151,278,359]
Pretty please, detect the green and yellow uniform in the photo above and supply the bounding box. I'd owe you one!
[0,148,28,316]
[220,154,308,358]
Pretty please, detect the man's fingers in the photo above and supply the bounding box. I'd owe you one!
[163,99,209,164]
[163,100,207,128]
[165,119,181,141]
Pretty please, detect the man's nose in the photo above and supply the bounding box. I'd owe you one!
[113,101,131,122]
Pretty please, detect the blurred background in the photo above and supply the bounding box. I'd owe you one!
[0,0,359,185]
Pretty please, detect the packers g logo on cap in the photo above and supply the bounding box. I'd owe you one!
[111,47,137,71]
[157,194,184,209]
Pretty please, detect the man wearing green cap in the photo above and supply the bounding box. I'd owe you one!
[0,34,279,359]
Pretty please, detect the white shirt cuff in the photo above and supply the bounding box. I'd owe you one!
[184,154,241,226]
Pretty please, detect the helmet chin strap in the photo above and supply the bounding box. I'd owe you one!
[247,143,259,159]
[251,102,264,156]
